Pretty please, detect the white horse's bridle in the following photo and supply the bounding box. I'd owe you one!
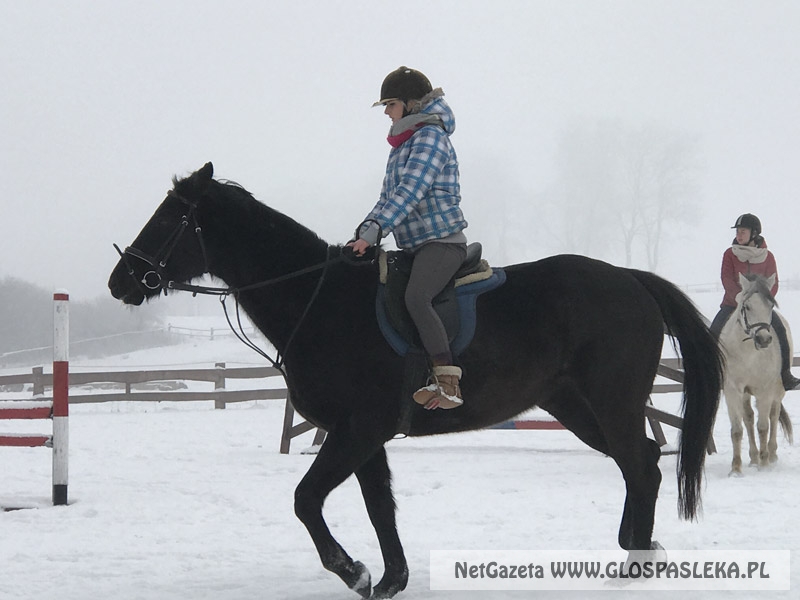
[738,294,773,348]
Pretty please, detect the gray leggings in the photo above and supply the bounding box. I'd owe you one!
[404,241,467,363]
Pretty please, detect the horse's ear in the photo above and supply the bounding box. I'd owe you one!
[738,272,749,289]
[198,162,214,181]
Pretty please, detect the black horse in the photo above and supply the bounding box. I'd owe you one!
[108,163,723,599]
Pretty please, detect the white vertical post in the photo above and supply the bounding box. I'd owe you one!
[52,291,69,506]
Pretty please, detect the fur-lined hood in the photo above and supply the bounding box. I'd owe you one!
[411,88,455,135]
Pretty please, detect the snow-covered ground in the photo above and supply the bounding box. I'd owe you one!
[2,291,799,599]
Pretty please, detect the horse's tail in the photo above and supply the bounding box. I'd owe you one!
[629,269,724,521]
[779,404,794,444]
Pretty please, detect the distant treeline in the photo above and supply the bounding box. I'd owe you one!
[0,276,166,355]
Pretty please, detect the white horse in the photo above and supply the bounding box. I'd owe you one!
[720,273,793,476]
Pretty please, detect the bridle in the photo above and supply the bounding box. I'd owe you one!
[113,190,209,295]
[738,293,773,347]
[112,192,371,371]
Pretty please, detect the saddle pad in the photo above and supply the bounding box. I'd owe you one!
[376,267,506,357]
[377,249,494,286]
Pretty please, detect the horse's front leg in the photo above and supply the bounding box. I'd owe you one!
[742,396,759,466]
[767,400,781,464]
[293,420,395,598]
[355,446,408,599]
[725,393,745,475]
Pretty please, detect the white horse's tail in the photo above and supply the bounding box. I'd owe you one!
[779,404,794,444]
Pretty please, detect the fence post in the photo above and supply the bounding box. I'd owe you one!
[52,291,69,506]
[32,366,44,396]
[214,362,226,409]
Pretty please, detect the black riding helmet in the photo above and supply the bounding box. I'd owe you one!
[732,213,762,238]
[372,66,432,107]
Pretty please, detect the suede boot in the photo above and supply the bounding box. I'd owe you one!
[412,365,463,410]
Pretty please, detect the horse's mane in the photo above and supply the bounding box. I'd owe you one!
[741,273,778,308]
[171,172,327,248]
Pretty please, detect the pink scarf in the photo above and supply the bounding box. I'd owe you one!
[386,114,442,148]
[387,127,418,148]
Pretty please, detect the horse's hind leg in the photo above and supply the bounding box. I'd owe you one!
[354,446,408,599]
[587,382,662,551]
[538,377,610,456]
[613,437,662,551]
[540,378,659,551]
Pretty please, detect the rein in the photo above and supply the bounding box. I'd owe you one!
[114,190,367,373]
[175,246,346,373]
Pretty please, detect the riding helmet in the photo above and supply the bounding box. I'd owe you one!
[372,66,432,107]
[732,213,762,237]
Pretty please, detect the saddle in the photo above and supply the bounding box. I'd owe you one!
[375,243,506,357]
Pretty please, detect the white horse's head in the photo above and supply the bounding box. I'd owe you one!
[735,273,777,349]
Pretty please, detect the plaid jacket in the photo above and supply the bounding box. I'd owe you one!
[365,96,467,249]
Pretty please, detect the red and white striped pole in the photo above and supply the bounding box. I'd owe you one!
[52,291,69,506]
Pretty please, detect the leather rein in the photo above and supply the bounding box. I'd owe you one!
[113,190,356,371]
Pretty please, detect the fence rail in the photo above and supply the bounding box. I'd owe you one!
[166,324,259,340]
[7,354,770,455]
[0,363,286,410]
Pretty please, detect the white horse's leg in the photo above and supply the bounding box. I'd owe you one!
[767,400,781,463]
[725,391,745,476]
[742,394,760,467]
[754,399,772,467]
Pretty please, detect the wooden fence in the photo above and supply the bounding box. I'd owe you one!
[0,363,321,454]
[0,363,285,408]
[2,356,738,455]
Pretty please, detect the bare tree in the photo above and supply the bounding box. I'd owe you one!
[545,120,620,258]
[545,119,702,270]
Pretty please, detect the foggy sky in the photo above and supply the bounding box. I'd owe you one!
[2,0,799,302]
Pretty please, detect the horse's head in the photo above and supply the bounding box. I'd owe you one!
[108,162,215,305]
[735,273,778,350]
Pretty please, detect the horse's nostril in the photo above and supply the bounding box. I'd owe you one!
[755,334,772,349]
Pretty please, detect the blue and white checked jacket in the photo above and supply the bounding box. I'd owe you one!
[363,96,467,249]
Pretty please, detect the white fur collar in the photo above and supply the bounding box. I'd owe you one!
[731,244,768,264]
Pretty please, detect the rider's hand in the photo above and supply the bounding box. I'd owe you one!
[346,239,371,257]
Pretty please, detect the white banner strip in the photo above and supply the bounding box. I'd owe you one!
[430,549,791,591]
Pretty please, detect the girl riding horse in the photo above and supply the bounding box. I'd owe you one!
[709,213,800,391]
[348,66,469,411]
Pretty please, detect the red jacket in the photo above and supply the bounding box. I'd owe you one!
[720,239,778,307]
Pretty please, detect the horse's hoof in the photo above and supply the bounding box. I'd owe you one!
[626,541,666,566]
[650,540,667,561]
[349,561,372,599]
[371,565,409,599]
[728,469,743,478]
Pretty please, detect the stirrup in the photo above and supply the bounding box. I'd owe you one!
[412,366,463,409]
[412,382,463,409]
